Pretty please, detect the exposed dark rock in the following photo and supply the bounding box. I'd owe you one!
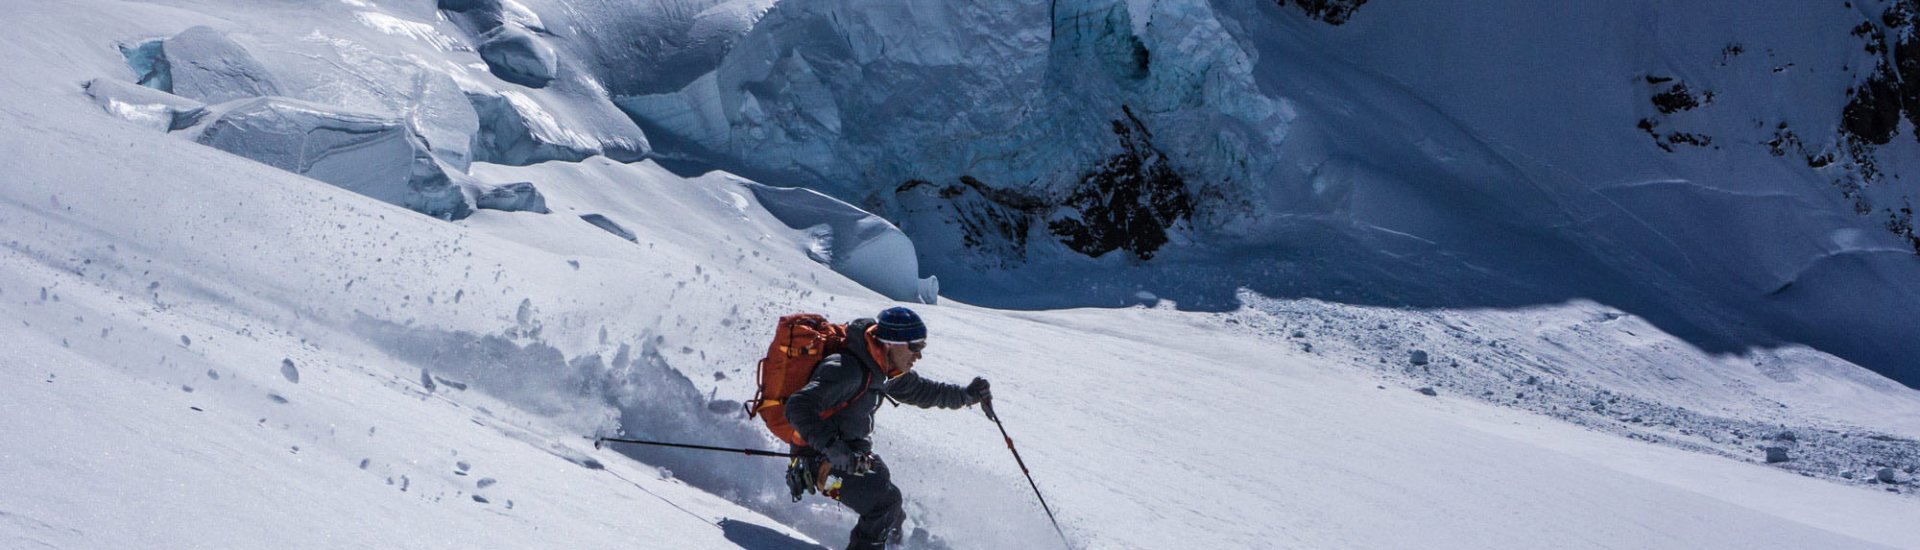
[1764,446,1791,463]
[1415,386,1438,397]
[1764,123,1801,158]
[899,108,1197,265]
[897,176,1044,267]
[1276,0,1367,25]
[1835,2,1920,255]
[1651,83,1701,114]
[1636,118,1712,153]
[1047,106,1194,260]
[1887,202,1919,254]
[1410,349,1431,366]
[1844,69,1901,145]
[1719,43,1744,63]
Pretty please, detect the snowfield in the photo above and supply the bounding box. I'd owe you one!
[3,1,1920,549]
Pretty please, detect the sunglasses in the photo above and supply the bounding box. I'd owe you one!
[887,341,927,353]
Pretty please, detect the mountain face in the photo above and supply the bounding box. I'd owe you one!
[596,0,1920,387]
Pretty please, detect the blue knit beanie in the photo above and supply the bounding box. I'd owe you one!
[873,307,927,344]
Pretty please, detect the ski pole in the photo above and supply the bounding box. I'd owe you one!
[593,436,799,458]
[981,398,1072,548]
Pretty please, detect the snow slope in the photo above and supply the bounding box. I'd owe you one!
[5,1,1920,549]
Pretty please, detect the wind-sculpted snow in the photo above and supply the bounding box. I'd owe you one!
[446,0,772,97]
[748,183,938,303]
[467,91,603,165]
[181,97,474,220]
[141,26,282,104]
[83,78,205,133]
[579,213,637,242]
[477,24,558,88]
[475,181,550,213]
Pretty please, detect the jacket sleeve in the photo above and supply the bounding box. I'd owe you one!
[784,355,863,449]
[884,371,974,410]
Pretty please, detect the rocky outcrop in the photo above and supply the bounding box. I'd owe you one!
[1047,107,1194,260]
[1276,0,1367,25]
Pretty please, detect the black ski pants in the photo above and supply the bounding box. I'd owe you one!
[835,455,905,550]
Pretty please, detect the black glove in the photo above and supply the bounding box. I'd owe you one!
[822,440,874,475]
[822,439,856,470]
[965,377,991,403]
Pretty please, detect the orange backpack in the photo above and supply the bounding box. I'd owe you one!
[745,313,862,448]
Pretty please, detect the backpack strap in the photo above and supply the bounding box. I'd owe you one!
[820,367,874,418]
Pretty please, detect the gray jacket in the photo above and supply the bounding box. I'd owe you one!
[784,318,975,451]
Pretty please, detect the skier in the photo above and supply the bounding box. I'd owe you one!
[785,306,991,549]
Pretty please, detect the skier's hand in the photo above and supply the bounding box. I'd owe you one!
[823,439,856,471]
[849,451,876,476]
[965,377,991,403]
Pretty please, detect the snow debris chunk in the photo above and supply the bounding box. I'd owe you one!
[477,24,557,88]
[83,78,204,132]
[475,181,549,213]
[465,91,603,165]
[747,183,939,303]
[280,358,300,383]
[1765,447,1790,463]
[156,26,282,104]
[433,376,469,391]
[1416,387,1438,396]
[180,97,473,220]
[1879,467,1902,484]
[580,214,637,242]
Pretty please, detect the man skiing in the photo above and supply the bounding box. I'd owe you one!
[785,306,991,549]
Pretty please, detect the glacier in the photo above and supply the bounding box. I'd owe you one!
[601,0,1920,386]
